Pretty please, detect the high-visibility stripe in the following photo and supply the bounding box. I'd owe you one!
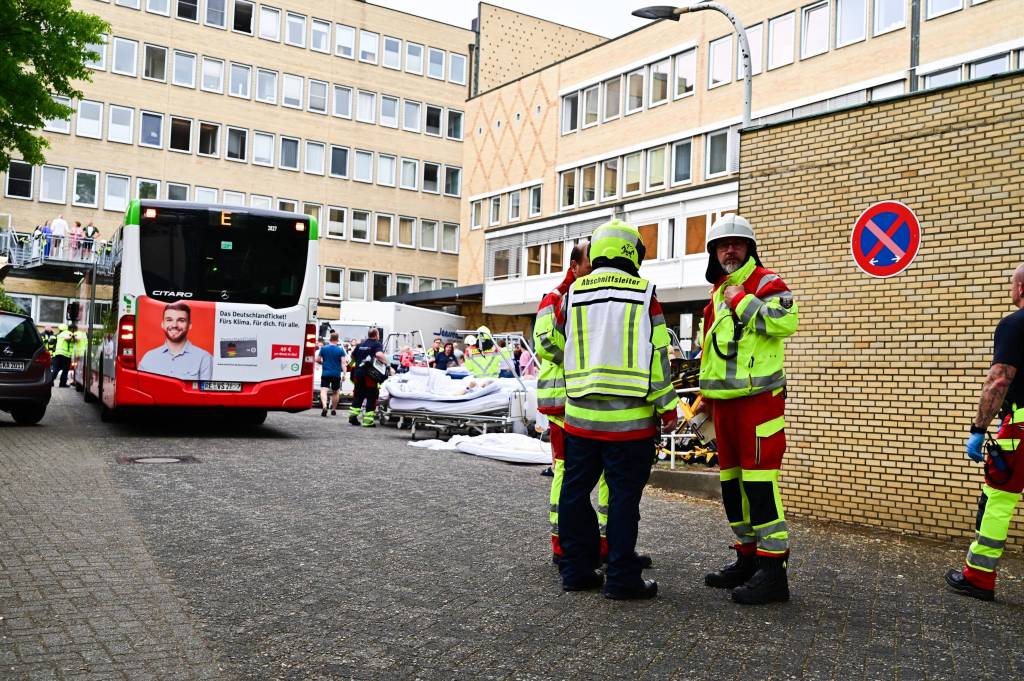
[597,505,608,516]
[974,533,1005,550]
[720,466,741,481]
[754,520,788,537]
[966,551,999,571]
[701,370,787,393]
[730,522,755,539]
[755,416,786,438]
[565,410,654,433]
[573,304,586,368]
[738,296,762,324]
[757,538,789,553]
[626,302,638,369]
[742,468,779,482]
[756,273,779,291]
[566,395,656,412]
[565,366,649,379]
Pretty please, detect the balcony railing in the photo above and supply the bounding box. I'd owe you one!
[1,228,119,275]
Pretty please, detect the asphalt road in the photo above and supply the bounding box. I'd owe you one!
[2,389,1024,680]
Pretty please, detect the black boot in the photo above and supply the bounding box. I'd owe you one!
[704,547,756,588]
[732,555,790,605]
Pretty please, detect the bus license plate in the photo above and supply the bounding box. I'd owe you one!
[199,381,242,392]
[0,360,26,371]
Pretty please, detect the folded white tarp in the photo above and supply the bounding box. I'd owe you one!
[408,433,551,464]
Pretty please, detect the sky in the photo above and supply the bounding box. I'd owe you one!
[373,0,651,38]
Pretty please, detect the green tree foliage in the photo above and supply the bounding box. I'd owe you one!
[0,285,24,313]
[0,1,108,172]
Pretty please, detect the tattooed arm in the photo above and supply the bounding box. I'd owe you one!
[973,363,1018,429]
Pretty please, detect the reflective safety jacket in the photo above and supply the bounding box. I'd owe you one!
[699,256,798,400]
[465,348,500,378]
[54,330,76,358]
[534,280,573,423]
[556,267,678,440]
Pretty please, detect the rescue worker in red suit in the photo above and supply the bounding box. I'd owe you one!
[945,263,1024,601]
[699,214,799,605]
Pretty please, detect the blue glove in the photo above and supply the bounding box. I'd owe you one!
[966,431,985,462]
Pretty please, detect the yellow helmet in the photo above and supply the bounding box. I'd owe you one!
[476,325,490,336]
[589,219,645,271]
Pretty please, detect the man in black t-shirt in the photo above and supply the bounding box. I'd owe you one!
[348,328,388,427]
[946,264,1024,601]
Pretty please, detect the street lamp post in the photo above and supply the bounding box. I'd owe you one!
[633,3,753,128]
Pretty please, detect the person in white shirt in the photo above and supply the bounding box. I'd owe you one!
[50,214,68,258]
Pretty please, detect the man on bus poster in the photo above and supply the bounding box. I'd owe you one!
[137,300,214,381]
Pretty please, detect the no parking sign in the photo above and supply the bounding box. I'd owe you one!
[850,201,921,278]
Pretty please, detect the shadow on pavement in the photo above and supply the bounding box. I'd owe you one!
[104,407,300,439]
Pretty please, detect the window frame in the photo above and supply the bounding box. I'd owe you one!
[559,169,577,210]
[425,104,443,137]
[561,91,579,134]
[75,99,103,139]
[139,110,164,149]
[622,151,643,196]
[708,34,733,89]
[674,48,697,99]
[405,41,424,74]
[626,68,645,114]
[310,18,331,53]
[768,12,796,70]
[325,207,347,240]
[350,210,371,243]
[323,266,344,300]
[278,135,300,171]
[256,68,278,104]
[38,164,68,205]
[142,43,168,82]
[601,158,619,201]
[528,185,542,217]
[232,0,254,34]
[508,190,521,222]
[470,201,482,230]
[335,24,355,59]
[834,0,867,48]
[382,36,402,70]
[356,90,376,124]
[76,169,103,208]
[419,220,437,251]
[671,138,693,186]
[489,195,502,225]
[380,95,400,128]
[353,149,374,184]
[171,49,196,88]
[282,73,303,109]
[403,99,422,132]
[645,146,667,192]
[258,5,280,41]
[800,1,831,61]
[441,223,459,255]
[705,129,731,179]
[175,0,199,23]
[359,30,379,64]
[739,24,764,78]
[224,126,248,163]
[44,96,72,134]
[422,161,440,194]
[146,0,170,16]
[104,173,130,211]
[200,56,224,93]
[925,0,964,20]
[374,212,395,246]
[396,216,416,249]
[86,34,108,70]
[371,272,393,301]
[204,0,227,29]
[307,79,329,114]
[377,153,397,187]
[581,85,600,127]
[449,53,467,85]
[446,109,464,140]
[603,76,622,121]
[969,53,1010,79]
[443,166,461,198]
[111,37,139,77]
[222,190,246,206]
[6,161,34,200]
[228,61,252,99]
[285,12,306,48]
[329,145,349,179]
[304,140,325,175]
[333,85,352,119]
[873,0,906,35]
[107,105,134,145]
[252,130,275,167]
[168,115,193,153]
[166,182,190,201]
[195,186,219,204]
[197,121,220,157]
[427,47,445,80]
[649,58,671,105]
[400,158,418,190]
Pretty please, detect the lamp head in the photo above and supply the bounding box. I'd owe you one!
[631,5,682,20]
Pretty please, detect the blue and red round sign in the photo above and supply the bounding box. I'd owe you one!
[850,201,921,278]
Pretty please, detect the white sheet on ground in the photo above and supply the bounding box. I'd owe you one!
[407,433,550,464]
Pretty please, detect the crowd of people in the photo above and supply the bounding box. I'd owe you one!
[21,214,109,262]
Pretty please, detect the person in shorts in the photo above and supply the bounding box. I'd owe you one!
[317,332,346,417]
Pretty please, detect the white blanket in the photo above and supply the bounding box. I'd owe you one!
[408,433,551,465]
[385,368,537,419]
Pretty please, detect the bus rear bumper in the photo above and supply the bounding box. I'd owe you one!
[114,370,314,411]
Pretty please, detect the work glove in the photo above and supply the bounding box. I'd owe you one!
[556,267,577,295]
[966,431,985,463]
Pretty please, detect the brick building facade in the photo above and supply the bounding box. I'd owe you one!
[739,72,1024,542]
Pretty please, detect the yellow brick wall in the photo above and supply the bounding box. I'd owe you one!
[739,72,1024,543]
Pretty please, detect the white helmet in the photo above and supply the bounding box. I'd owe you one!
[465,334,478,346]
[705,214,757,250]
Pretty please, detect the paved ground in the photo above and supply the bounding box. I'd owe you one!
[3,389,1024,680]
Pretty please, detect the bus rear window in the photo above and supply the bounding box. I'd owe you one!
[138,208,309,308]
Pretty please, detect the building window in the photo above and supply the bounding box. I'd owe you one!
[197,187,219,204]
[649,59,670,104]
[400,158,417,190]
[559,170,576,209]
[403,100,422,132]
[172,50,195,87]
[577,164,595,203]
[311,19,330,53]
[406,42,424,74]
[279,136,299,170]
[508,191,521,221]
[229,63,251,98]
[447,110,464,140]
[440,280,456,290]
[4,161,32,199]
[768,12,795,69]
[489,196,502,225]
[205,0,226,28]
[418,278,436,293]
[926,0,963,20]
[253,131,274,166]
[285,12,306,47]
[874,0,905,34]
[835,0,867,47]
[471,201,482,229]
[304,141,325,175]
[282,74,303,108]
[233,0,253,33]
[226,127,247,162]
[326,207,346,239]
[740,24,764,77]
[324,268,343,299]
[674,49,696,98]
[175,0,198,22]
[870,80,905,100]
[201,56,224,93]
[383,36,402,69]
[422,162,440,193]
[85,34,107,70]
[444,167,461,197]
[308,80,328,113]
[427,47,445,79]
[395,276,413,295]
[112,37,138,76]
[672,139,692,184]
[39,165,67,204]
[44,96,71,134]
[330,146,349,178]
[375,214,394,245]
[420,220,437,250]
[425,105,443,136]
[601,159,618,200]
[801,2,830,59]
[579,85,599,127]
[335,24,355,58]
[258,6,280,40]
[116,0,141,8]
[223,190,245,206]
[377,154,396,186]
[626,69,644,113]
[72,169,99,207]
[561,92,579,134]
[106,105,133,144]
[139,111,163,148]
[333,85,352,118]
[970,53,1010,79]
[706,129,730,177]
[167,183,189,201]
[256,69,277,103]
[349,271,368,301]
[623,152,643,194]
[198,122,219,156]
[351,211,370,241]
[380,95,399,128]
[603,77,621,120]
[75,100,103,139]
[397,217,415,248]
[441,223,459,254]
[169,116,192,152]
[104,173,129,211]
[924,67,961,88]
[354,150,373,183]
[647,147,666,191]
[142,44,167,81]
[249,194,271,209]
[449,53,467,85]
[37,298,68,326]
[357,91,376,124]
[637,223,659,261]
[709,35,732,88]
[372,273,391,301]
[359,30,379,63]
[529,185,542,216]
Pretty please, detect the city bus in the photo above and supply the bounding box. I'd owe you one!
[73,200,319,422]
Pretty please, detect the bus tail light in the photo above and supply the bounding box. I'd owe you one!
[117,315,137,369]
[302,324,316,375]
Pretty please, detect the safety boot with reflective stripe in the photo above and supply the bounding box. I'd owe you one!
[732,554,790,605]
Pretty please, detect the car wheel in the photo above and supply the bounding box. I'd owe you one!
[11,405,46,425]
